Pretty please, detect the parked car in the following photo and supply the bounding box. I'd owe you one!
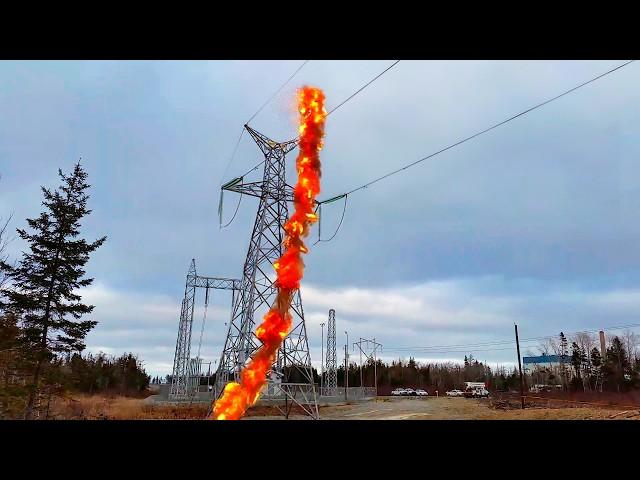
[391,388,404,396]
[446,389,464,397]
[404,388,417,396]
[415,389,428,396]
[530,384,553,393]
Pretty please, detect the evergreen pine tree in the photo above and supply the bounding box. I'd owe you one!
[0,312,30,418]
[590,347,602,391]
[559,332,568,389]
[604,336,629,393]
[570,342,582,380]
[0,162,106,419]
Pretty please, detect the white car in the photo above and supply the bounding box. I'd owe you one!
[391,388,404,396]
[403,388,416,396]
[446,389,464,397]
[415,389,428,396]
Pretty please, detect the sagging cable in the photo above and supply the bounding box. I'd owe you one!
[314,194,348,244]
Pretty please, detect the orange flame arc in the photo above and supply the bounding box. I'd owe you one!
[210,86,325,420]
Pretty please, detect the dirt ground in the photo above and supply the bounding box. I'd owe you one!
[47,394,640,420]
[315,396,640,420]
[251,396,640,420]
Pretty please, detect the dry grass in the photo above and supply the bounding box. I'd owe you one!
[48,395,309,420]
[49,395,209,420]
[45,394,640,420]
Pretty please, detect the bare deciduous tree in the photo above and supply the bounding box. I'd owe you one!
[0,174,14,293]
[573,331,596,356]
[538,337,559,356]
[621,329,639,365]
[0,216,10,291]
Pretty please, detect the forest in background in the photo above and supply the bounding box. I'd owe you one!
[153,330,640,396]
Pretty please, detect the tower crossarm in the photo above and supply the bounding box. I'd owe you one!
[244,124,298,156]
[222,180,321,206]
[222,180,295,203]
[188,275,242,291]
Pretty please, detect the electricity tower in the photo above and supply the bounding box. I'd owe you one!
[352,337,383,395]
[214,124,319,419]
[170,259,241,400]
[325,309,338,396]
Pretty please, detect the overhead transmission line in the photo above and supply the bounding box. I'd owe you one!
[314,60,635,242]
[246,60,310,125]
[383,321,640,354]
[326,60,400,116]
[218,128,246,187]
[219,60,309,185]
[220,60,402,227]
[218,60,310,225]
[235,60,401,180]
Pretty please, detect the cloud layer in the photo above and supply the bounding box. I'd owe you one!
[1,60,640,376]
[83,278,640,377]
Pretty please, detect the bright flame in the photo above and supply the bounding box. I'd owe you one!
[210,86,325,420]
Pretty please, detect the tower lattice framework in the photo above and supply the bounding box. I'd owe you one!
[170,259,240,400]
[214,124,318,418]
[325,308,337,395]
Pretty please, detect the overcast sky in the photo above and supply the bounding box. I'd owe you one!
[1,60,639,377]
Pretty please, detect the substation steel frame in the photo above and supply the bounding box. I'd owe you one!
[169,258,241,400]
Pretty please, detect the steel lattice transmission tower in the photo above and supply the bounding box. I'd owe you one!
[214,124,319,418]
[325,309,338,395]
[170,259,240,400]
[170,259,197,399]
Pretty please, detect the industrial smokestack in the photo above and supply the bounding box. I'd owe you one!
[599,330,606,356]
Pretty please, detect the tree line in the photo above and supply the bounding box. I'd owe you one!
[325,333,640,394]
[528,330,640,393]
[158,329,640,397]
[0,163,120,419]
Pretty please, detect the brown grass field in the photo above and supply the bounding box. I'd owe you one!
[43,394,640,420]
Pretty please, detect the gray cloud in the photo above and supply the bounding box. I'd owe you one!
[82,278,640,377]
[2,60,640,376]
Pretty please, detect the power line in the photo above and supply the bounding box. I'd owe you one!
[246,60,309,125]
[385,346,518,355]
[219,127,246,187]
[218,60,309,187]
[225,60,402,185]
[384,321,640,353]
[314,194,348,244]
[220,190,243,229]
[320,60,635,202]
[326,60,400,116]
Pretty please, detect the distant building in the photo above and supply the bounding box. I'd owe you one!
[522,354,571,373]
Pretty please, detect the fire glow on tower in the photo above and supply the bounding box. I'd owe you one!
[211,86,326,420]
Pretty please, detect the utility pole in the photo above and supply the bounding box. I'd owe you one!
[373,338,379,395]
[515,323,525,410]
[320,322,325,396]
[345,331,349,401]
[353,338,364,394]
[344,344,348,402]
[360,339,363,391]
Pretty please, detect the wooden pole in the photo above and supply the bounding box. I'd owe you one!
[515,323,525,410]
